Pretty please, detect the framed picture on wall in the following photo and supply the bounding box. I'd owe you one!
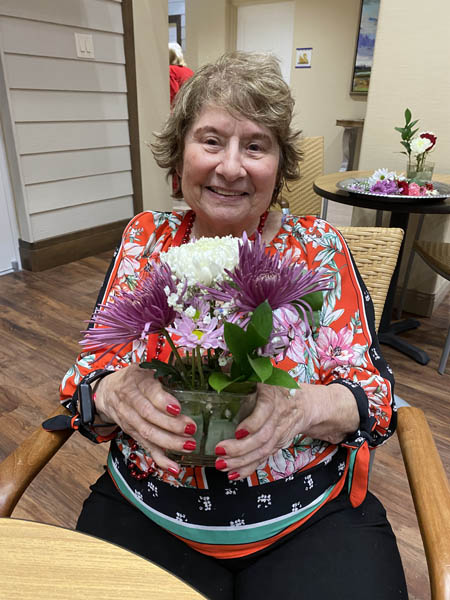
[350,0,380,94]
[295,48,312,69]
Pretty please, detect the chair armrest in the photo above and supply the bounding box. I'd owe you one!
[397,406,450,600]
[0,405,74,518]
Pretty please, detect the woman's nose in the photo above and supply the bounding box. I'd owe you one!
[216,147,246,181]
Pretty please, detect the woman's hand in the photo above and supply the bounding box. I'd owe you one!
[214,382,359,480]
[93,364,198,474]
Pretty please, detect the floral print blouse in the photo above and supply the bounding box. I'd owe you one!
[60,211,396,558]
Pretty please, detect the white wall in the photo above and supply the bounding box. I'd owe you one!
[356,0,450,310]
[289,0,366,173]
[185,0,232,71]
[0,0,134,243]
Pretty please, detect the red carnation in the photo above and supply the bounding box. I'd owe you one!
[420,132,437,151]
[398,180,409,195]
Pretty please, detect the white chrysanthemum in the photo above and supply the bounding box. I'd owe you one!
[160,236,240,287]
[410,136,432,155]
[368,168,397,186]
[185,305,196,318]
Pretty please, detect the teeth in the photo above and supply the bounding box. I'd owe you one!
[209,187,244,196]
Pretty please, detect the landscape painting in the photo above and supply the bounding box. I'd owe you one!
[351,0,380,94]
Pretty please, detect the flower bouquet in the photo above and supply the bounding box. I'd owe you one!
[395,107,437,181]
[81,233,331,465]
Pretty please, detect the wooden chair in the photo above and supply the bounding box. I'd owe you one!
[279,136,324,217]
[1,227,449,599]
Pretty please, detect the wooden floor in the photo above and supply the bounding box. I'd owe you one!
[0,251,448,600]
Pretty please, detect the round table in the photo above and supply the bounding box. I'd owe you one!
[313,171,450,364]
[0,518,205,599]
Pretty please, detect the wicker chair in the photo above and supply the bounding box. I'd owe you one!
[1,227,449,599]
[279,136,324,217]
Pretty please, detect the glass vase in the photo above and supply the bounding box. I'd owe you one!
[164,386,257,467]
[406,160,434,184]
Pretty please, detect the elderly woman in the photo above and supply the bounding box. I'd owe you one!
[59,53,407,599]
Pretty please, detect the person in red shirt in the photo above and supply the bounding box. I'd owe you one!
[169,42,194,105]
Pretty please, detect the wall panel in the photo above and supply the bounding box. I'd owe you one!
[26,171,133,214]
[21,147,131,185]
[5,54,127,92]
[10,90,129,122]
[0,17,125,63]
[0,0,124,33]
[16,121,130,154]
[30,195,134,239]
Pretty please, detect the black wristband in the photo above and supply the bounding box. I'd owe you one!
[71,369,114,425]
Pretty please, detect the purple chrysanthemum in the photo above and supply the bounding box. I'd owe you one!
[205,233,332,316]
[81,261,177,354]
[370,179,399,195]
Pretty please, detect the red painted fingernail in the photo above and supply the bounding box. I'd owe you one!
[228,471,240,481]
[183,440,196,451]
[235,429,249,440]
[215,446,227,456]
[167,466,179,476]
[167,403,180,416]
[215,459,227,470]
[184,423,196,435]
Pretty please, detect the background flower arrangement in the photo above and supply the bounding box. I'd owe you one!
[395,107,437,175]
[346,108,439,198]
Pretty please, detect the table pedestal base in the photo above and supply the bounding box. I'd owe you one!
[379,318,430,365]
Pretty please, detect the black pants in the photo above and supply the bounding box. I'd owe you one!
[77,471,408,600]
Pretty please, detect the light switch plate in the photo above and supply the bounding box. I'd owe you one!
[75,33,95,59]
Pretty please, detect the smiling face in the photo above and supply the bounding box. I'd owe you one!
[178,106,280,238]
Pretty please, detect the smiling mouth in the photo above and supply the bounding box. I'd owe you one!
[206,186,249,197]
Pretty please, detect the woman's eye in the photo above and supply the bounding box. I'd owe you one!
[205,138,219,146]
[248,142,262,152]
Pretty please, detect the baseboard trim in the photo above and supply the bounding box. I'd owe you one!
[394,280,450,317]
[19,219,129,272]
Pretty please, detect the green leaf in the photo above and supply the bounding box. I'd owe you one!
[230,360,244,380]
[208,372,233,393]
[404,108,411,124]
[246,322,268,349]
[409,119,419,128]
[264,367,299,389]
[224,381,257,394]
[394,127,404,133]
[247,355,273,382]
[140,360,180,379]
[299,291,324,311]
[249,301,273,343]
[400,141,410,151]
[224,322,250,366]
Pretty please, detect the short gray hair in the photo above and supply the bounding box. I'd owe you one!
[152,51,302,202]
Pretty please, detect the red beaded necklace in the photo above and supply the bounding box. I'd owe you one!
[182,209,269,243]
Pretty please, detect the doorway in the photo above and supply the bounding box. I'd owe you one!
[236,1,295,84]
